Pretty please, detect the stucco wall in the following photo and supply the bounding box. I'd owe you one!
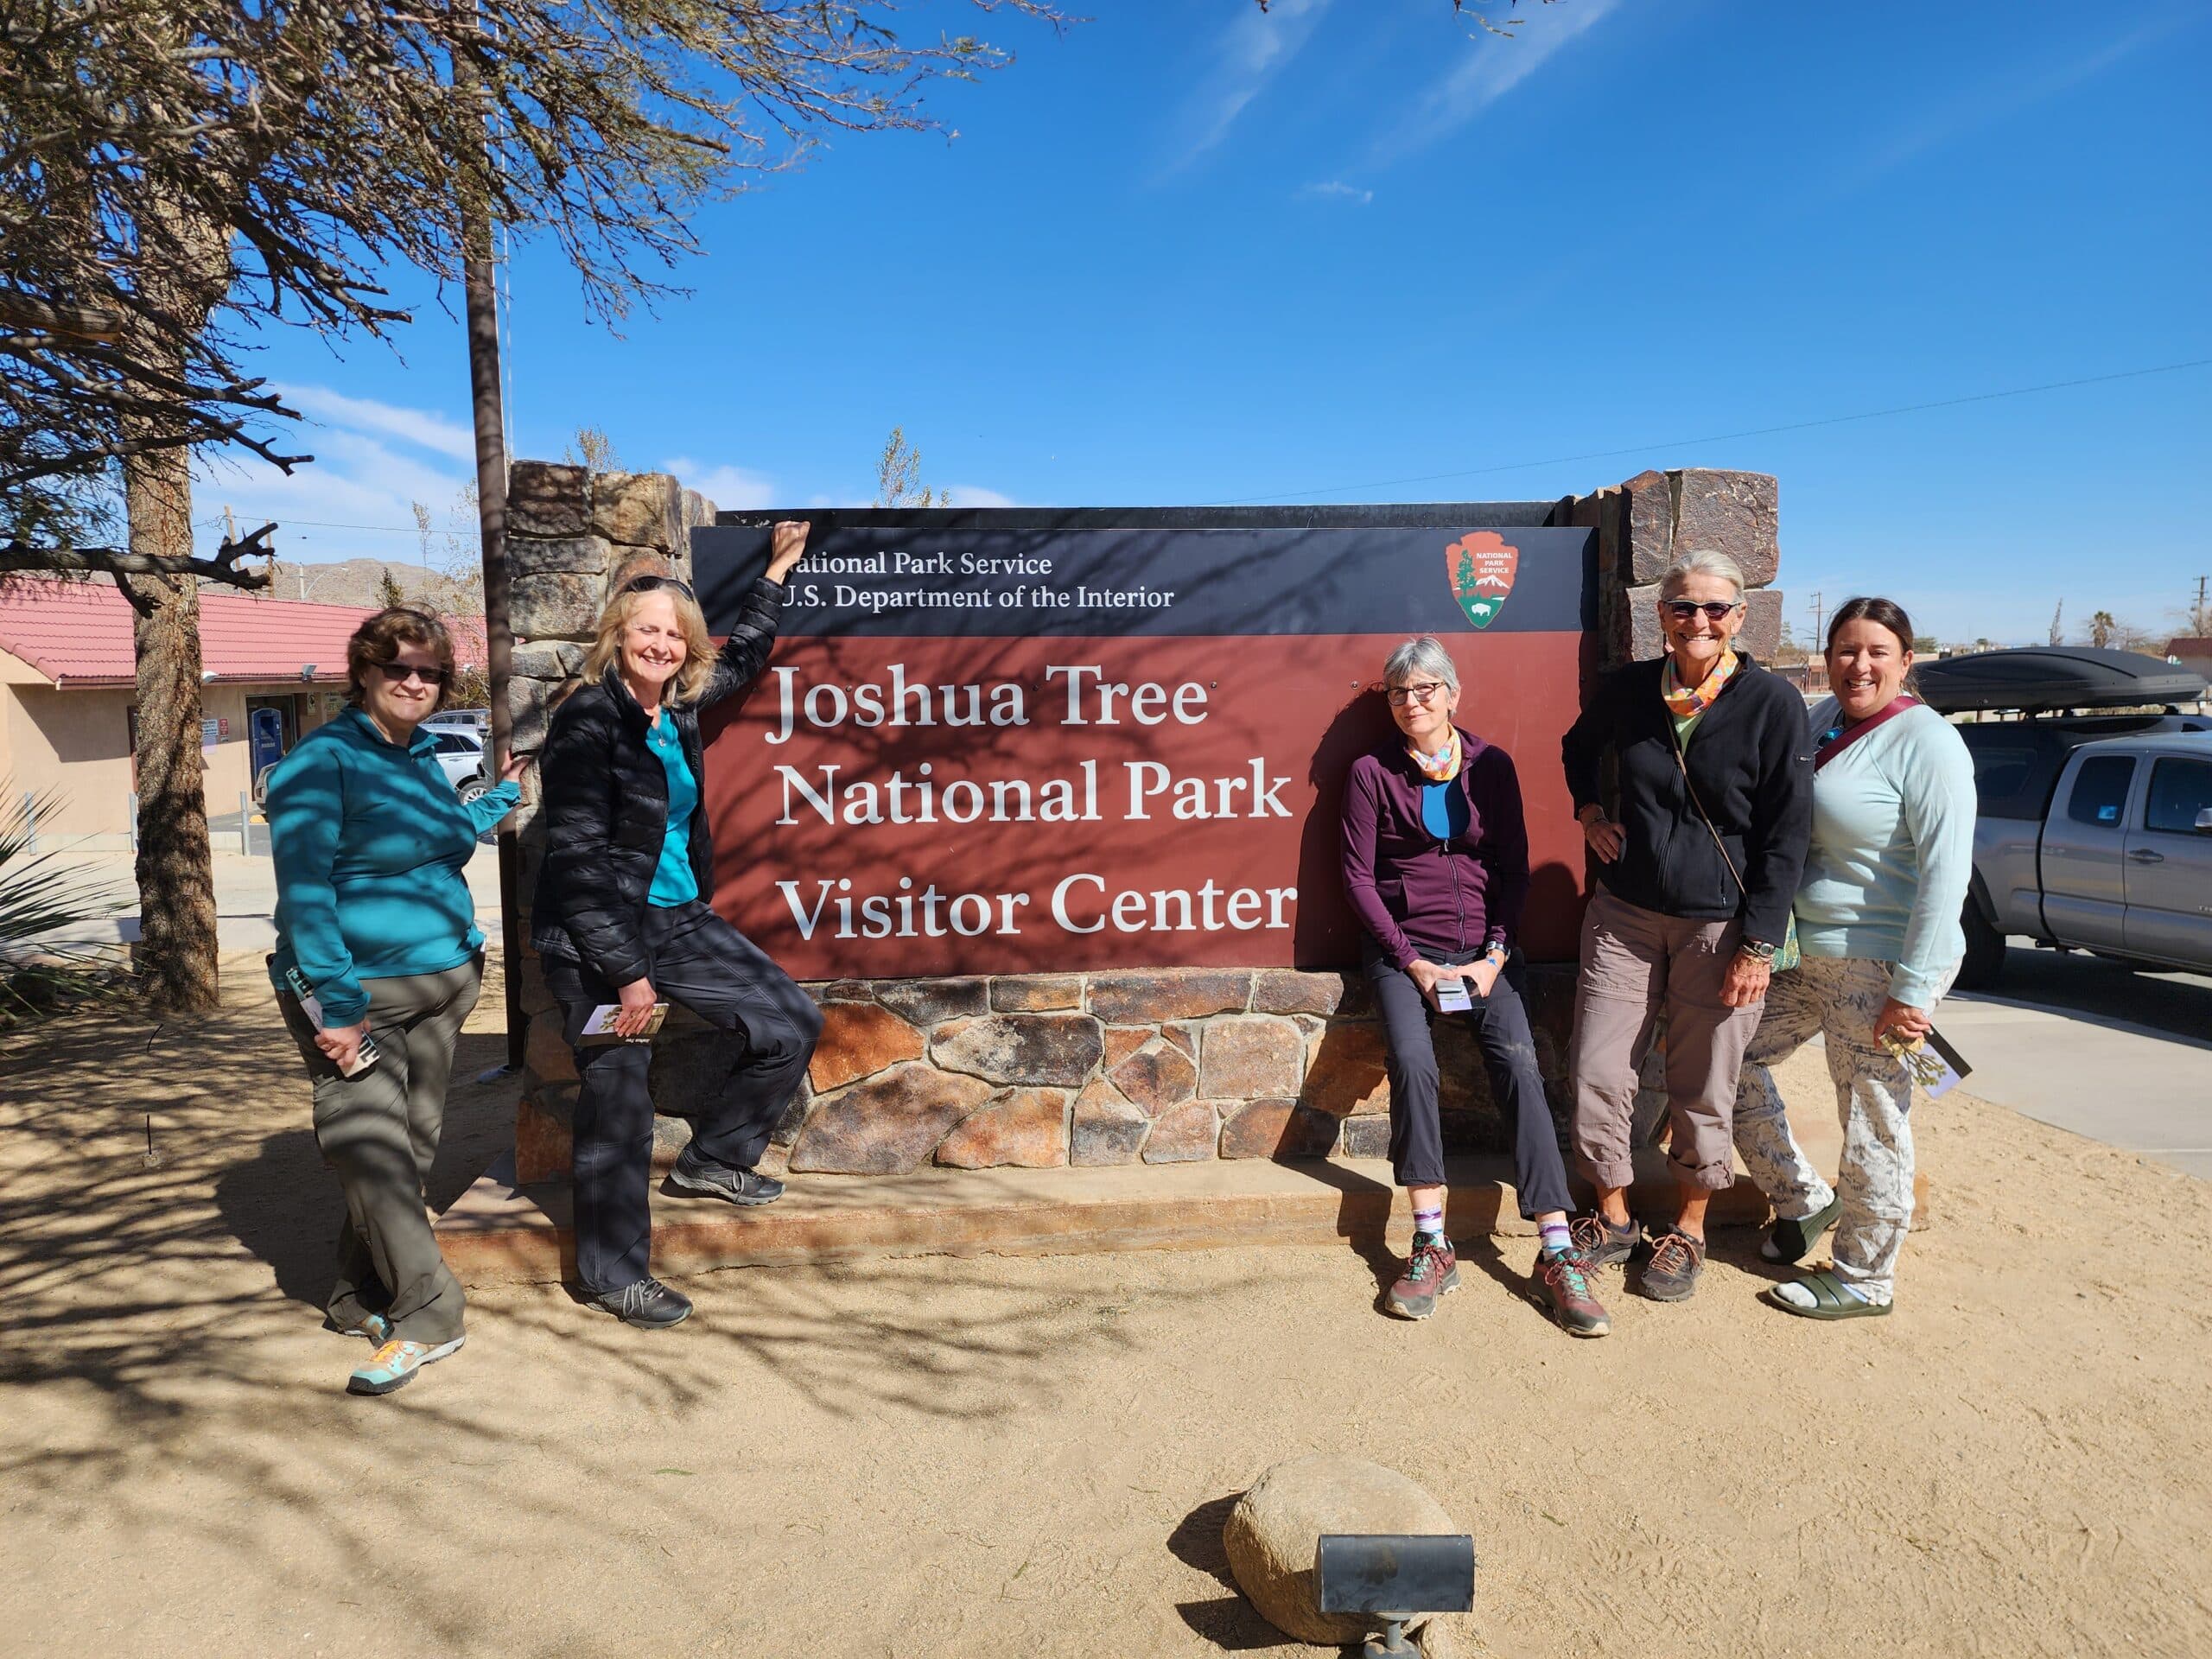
[0,658,344,849]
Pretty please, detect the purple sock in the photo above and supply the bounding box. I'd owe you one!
[1540,1220,1573,1256]
[1413,1205,1445,1243]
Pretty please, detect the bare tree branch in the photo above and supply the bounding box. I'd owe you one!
[0,522,277,588]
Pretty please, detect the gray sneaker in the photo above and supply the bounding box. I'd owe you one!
[1569,1212,1641,1270]
[668,1144,785,1206]
[1638,1227,1706,1301]
[590,1276,693,1329]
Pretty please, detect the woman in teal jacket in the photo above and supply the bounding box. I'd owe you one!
[267,607,525,1396]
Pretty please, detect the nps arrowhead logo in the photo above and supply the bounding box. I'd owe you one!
[1445,532,1519,630]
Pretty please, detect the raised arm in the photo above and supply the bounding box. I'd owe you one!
[699,518,807,709]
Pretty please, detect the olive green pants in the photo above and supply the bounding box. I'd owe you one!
[278,957,480,1344]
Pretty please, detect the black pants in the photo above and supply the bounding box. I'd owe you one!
[1367,946,1574,1217]
[546,900,823,1292]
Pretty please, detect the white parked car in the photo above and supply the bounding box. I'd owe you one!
[429,728,491,803]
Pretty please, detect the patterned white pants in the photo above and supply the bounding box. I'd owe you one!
[1731,955,1958,1303]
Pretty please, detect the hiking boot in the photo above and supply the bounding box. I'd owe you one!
[325,1311,391,1343]
[1639,1228,1706,1301]
[1383,1235,1460,1320]
[591,1276,694,1329]
[1569,1212,1641,1270]
[346,1335,463,1396]
[669,1145,785,1206]
[1535,1248,1611,1337]
[1764,1193,1844,1263]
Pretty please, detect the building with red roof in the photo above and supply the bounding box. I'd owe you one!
[0,580,485,849]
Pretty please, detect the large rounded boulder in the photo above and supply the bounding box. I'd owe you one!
[1221,1454,1460,1646]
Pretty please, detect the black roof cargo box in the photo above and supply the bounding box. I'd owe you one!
[1916,647,2208,715]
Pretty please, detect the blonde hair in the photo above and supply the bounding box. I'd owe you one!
[573,581,717,706]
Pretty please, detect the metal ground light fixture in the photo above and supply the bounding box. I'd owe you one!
[1315,1533,1476,1657]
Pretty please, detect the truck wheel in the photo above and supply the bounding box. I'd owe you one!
[1956,897,2005,989]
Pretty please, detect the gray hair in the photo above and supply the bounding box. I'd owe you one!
[1659,548,1748,601]
[1382,635,1459,691]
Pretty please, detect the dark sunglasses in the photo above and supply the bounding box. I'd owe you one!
[372,660,449,687]
[619,574,696,601]
[1662,601,1741,622]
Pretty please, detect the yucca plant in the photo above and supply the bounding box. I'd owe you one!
[0,783,130,1027]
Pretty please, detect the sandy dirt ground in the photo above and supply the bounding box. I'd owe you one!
[3,957,2209,1659]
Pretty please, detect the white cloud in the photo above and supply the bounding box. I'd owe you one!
[270,381,477,462]
[660,456,780,510]
[1302,180,1375,205]
[943,485,1017,509]
[193,390,475,564]
[1366,0,1620,167]
[1837,16,2190,192]
[1162,0,1335,172]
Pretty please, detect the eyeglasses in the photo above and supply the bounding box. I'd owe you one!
[1662,601,1741,622]
[1386,683,1447,706]
[372,661,448,687]
[619,574,696,601]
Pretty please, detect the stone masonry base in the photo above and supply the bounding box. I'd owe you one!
[512,964,1582,1185]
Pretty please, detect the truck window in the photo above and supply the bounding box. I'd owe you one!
[1969,746,2038,815]
[2064,755,2135,827]
[2144,759,2212,835]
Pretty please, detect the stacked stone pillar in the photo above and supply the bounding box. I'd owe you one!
[499,463,1781,1185]
[502,462,720,1181]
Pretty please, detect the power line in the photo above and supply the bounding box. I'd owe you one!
[1200,356,2212,506]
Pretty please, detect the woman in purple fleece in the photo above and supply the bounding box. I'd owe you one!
[1340,636,1608,1336]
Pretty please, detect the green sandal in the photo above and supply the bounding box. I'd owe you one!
[1762,1195,1844,1263]
[1763,1269,1891,1320]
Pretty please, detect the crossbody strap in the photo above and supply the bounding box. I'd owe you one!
[1815,696,1919,772]
[1669,720,1748,901]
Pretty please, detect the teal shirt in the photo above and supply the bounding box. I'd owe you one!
[1792,699,1978,1007]
[645,711,701,907]
[266,706,520,1025]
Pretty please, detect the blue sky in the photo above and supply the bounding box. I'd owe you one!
[200,0,2212,646]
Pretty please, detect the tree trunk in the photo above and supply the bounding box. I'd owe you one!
[118,445,219,1014]
[116,200,231,1014]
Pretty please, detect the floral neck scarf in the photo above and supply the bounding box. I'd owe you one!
[1661,649,1739,720]
[1407,728,1461,782]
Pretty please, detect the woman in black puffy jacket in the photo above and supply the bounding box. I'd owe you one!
[533,522,818,1330]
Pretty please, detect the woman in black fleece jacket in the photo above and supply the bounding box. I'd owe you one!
[532,524,819,1330]
[1558,550,1813,1302]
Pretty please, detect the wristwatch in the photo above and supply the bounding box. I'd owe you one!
[1738,938,1777,963]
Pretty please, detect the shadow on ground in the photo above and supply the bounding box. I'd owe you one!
[0,960,1267,1654]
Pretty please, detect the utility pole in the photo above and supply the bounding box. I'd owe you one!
[458,29,526,1074]
[1806,591,1823,650]
[2195,575,2209,635]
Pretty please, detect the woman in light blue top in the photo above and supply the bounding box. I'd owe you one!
[267,607,526,1395]
[1731,596,1977,1319]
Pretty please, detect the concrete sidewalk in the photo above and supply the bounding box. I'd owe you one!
[1937,942,2212,1181]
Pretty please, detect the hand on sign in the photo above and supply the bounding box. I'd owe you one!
[767,520,810,586]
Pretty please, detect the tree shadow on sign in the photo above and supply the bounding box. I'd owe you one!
[1170,1491,1300,1652]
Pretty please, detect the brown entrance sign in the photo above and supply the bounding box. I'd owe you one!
[692,516,1596,977]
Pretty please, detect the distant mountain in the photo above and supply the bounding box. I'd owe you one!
[230,559,482,614]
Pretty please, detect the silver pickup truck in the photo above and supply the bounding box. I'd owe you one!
[1959,723,2212,986]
